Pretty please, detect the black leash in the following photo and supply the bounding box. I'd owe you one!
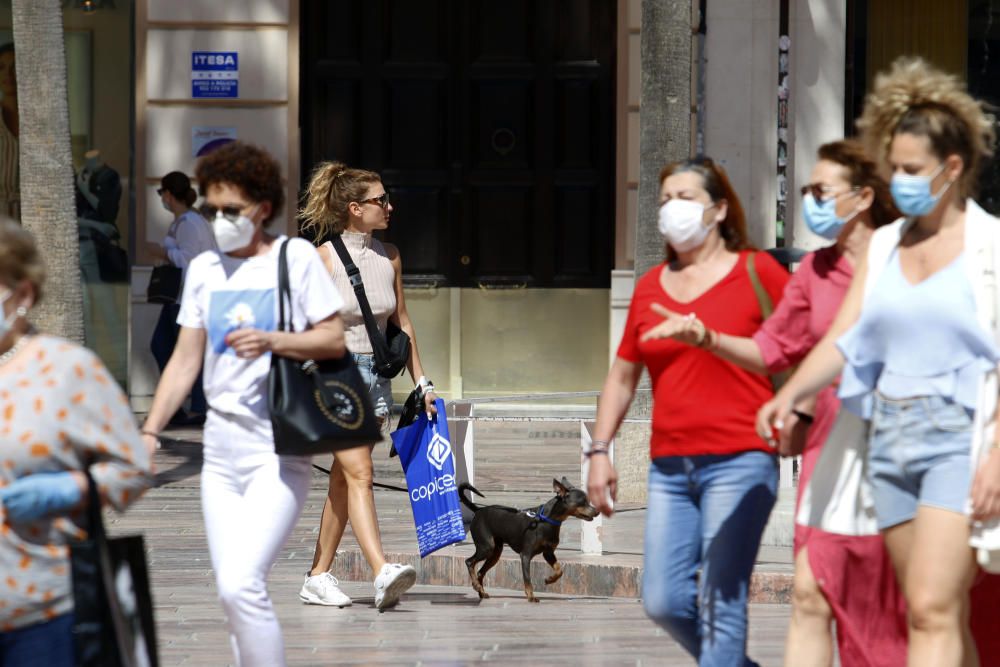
[310,463,409,493]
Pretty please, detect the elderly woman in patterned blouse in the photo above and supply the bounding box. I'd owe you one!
[0,219,153,666]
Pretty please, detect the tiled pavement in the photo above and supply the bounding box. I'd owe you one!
[109,420,795,665]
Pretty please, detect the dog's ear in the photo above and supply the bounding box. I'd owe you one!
[560,476,574,490]
[553,478,569,496]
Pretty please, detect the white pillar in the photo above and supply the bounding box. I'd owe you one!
[703,0,779,249]
[788,0,847,251]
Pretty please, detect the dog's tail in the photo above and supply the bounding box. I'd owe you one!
[458,482,485,512]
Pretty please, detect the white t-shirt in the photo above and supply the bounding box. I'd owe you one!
[178,236,344,443]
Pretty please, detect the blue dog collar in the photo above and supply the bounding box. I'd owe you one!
[527,505,562,526]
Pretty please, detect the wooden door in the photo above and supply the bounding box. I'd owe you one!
[301,0,616,288]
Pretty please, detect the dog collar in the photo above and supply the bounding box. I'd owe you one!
[527,505,562,526]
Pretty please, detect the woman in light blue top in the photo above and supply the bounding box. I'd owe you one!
[758,57,1000,667]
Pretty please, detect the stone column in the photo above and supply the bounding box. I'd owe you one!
[788,0,846,252]
[635,0,694,280]
[613,1,696,503]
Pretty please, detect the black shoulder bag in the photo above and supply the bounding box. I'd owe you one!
[268,240,383,454]
[70,470,158,667]
[330,235,410,378]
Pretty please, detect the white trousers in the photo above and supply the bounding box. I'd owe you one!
[200,412,312,667]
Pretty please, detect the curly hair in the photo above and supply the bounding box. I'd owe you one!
[659,156,754,255]
[816,140,900,228]
[195,142,285,224]
[299,162,381,241]
[856,57,995,199]
[0,218,44,303]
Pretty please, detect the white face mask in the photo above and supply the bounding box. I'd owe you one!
[213,207,257,253]
[161,199,173,213]
[0,291,26,340]
[658,199,716,253]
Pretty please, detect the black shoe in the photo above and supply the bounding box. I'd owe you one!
[168,410,206,427]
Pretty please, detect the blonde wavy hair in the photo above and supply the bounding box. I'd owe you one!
[856,57,996,199]
[299,161,381,241]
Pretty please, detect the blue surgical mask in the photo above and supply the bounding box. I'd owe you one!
[890,163,950,217]
[802,193,849,240]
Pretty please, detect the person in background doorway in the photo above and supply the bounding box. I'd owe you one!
[147,171,216,426]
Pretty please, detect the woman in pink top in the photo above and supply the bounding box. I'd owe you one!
[651,140,905,666]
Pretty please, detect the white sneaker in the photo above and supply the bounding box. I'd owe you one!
[373,563,416,610]
[299,572,352,607]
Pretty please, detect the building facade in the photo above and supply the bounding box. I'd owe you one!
[11,1,991,407]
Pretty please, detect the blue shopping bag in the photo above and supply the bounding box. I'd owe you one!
[390,398,466,557]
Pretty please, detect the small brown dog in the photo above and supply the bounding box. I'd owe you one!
[459,478,598,602]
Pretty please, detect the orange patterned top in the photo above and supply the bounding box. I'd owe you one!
[0,335,153,631]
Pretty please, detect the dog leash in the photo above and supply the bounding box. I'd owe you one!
[310,463,409,493]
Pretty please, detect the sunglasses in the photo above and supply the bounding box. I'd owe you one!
[800,183,859,202]
[357,193,390,209]
[201,204,251,222]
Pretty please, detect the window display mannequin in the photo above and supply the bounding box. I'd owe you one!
[75,148,126,381]
[0,42,19,219]
[76,149,122,225]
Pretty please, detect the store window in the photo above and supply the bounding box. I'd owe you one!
[0,2,133,385]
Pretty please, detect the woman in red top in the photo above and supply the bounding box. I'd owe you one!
[587,157,788,666]
[642,141,907,667]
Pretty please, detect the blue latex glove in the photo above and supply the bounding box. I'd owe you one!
[0,472,83,523]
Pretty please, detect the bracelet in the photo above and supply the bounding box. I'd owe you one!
[792,410,814,425]
[586,439,611,458]
[140,430,159,438]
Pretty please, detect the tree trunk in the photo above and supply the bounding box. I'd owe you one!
[12,0,83,343]
[636,0,694,280]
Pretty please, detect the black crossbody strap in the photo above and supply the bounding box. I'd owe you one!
[277,239,295,333]
[330,235,386,350]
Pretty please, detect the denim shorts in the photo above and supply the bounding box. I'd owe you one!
[869,393,973,529]
[353,353,393,426]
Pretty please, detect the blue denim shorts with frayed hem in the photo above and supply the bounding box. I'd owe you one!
[353,352,393,426]
[869,393,973,530]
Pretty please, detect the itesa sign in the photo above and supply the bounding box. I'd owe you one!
[191,51,238,99]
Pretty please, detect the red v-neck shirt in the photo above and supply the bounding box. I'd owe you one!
[617,250,789,458]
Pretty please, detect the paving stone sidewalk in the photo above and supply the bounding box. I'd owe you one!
[110,423,793,665]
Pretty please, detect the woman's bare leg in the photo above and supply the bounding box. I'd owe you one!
[783,546,834,667]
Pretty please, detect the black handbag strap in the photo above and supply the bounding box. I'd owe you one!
[83,468,138,667]
[330,235,389,353]
[276,239,295,334]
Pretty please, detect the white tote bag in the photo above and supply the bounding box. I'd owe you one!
[795,409,879,535]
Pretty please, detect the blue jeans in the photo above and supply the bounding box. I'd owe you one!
[642,451,777,667]
[0,613,75,666]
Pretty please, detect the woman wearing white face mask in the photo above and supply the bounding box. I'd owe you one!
[641,141,909,666]
[758,58,1000,666]
[147,171,217,426]
[140,142,348,667]
[587,157,789,665]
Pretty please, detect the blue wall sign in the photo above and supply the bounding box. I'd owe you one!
[192,51,238,99]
